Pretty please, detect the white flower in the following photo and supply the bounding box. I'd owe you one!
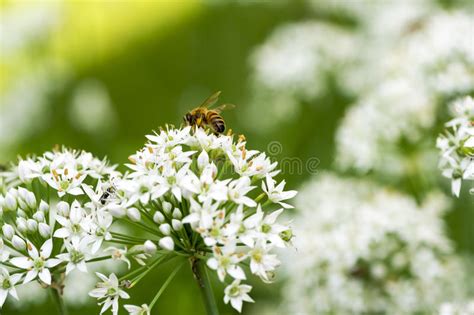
[89,211,113,253]
[105,247,131,269]
[54,200,90,239]
[124,304,150,315]
[262,175,297,209]
[10,239,62,285]
[56,237,91,275]
[437,96,474,197]
[89,273,130,315]
[0,267,22,307]
[227,177,256,207]
[223,280,254,313]
[244,206,288,248]
[248,241,280,283]
[207,243,246,282]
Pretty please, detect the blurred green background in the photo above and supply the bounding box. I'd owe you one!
[1,0,472,314]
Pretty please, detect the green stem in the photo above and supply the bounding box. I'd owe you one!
[149,262,184,310]
[50,287,68,315]
[190,257,219,315]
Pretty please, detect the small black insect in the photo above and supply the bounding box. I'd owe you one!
[99,187,116,205]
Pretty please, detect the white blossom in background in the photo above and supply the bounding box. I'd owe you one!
[0,66,69,155]
[282,173,468,315]
[437,96,474,197]
[69,79,118,135]
[336,78,436,175]
[245,21,357,131]
[336,11,474,177]
[0,2,61,57]
[307,0,434,34]
[93,126,296,313]
[0,2,69,157]
[439,301,474,315]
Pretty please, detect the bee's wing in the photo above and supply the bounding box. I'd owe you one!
[213,103,236,113]
[199,91,222,108]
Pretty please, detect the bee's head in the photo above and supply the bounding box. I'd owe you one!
[184,113,194,125]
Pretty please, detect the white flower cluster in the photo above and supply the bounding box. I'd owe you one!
[0,128,296,314]
[282,173,467,314]
[437,96,474,197]
[336,10,474,176]
[99,126,296,313]
[439,300,474,315]
[336,78,435,174]
[245,21,357,131]
[0,147,121,309]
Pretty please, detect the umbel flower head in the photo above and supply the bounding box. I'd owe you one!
[437,96,474,197]
[335,11,474,179]
[282,173,468,315]
[96,126,296,313]
[0,147,120,309]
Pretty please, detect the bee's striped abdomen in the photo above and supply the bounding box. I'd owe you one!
[207,111,225,133]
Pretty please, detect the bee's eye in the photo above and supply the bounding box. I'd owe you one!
[185,113,193,123]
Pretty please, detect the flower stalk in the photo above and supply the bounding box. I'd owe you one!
[50,285,68,315]
[190,256,219,315]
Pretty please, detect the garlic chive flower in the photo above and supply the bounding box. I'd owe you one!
[89,272,130,315]
[0,267,22,307]
[223,280,254,313]
[437,96,474,197]
[96,126,296,313]
[10,239,61,285]
[124,304,151,315]
[0,147,126,309]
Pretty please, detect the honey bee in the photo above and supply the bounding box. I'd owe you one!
[183,91,235,134]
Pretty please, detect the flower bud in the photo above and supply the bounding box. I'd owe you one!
[16,217,27,233]
[172,208,182,219]
[280,229,293,243]
[153,211,165,224]
[162,201,172,214]
[172,219,182,231]
[25,191,36,209]
[158,236,174,251]
[57,201,70,217]
[17,209,27,218]
[127,208,141,222]
[18,187,29,201]
[144,240,157,254]
[18,160,33,182]
[16,197,27,211]
[38,223,51,238]
[159,223,171,235]
[27,219,38,232]
[2,224,14,240]
[197,151,209,170]
[39,200,49,213]
[108,204,126,218]
[33,211,45,222]
[3,192,17,212]
[12,235,26,250]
